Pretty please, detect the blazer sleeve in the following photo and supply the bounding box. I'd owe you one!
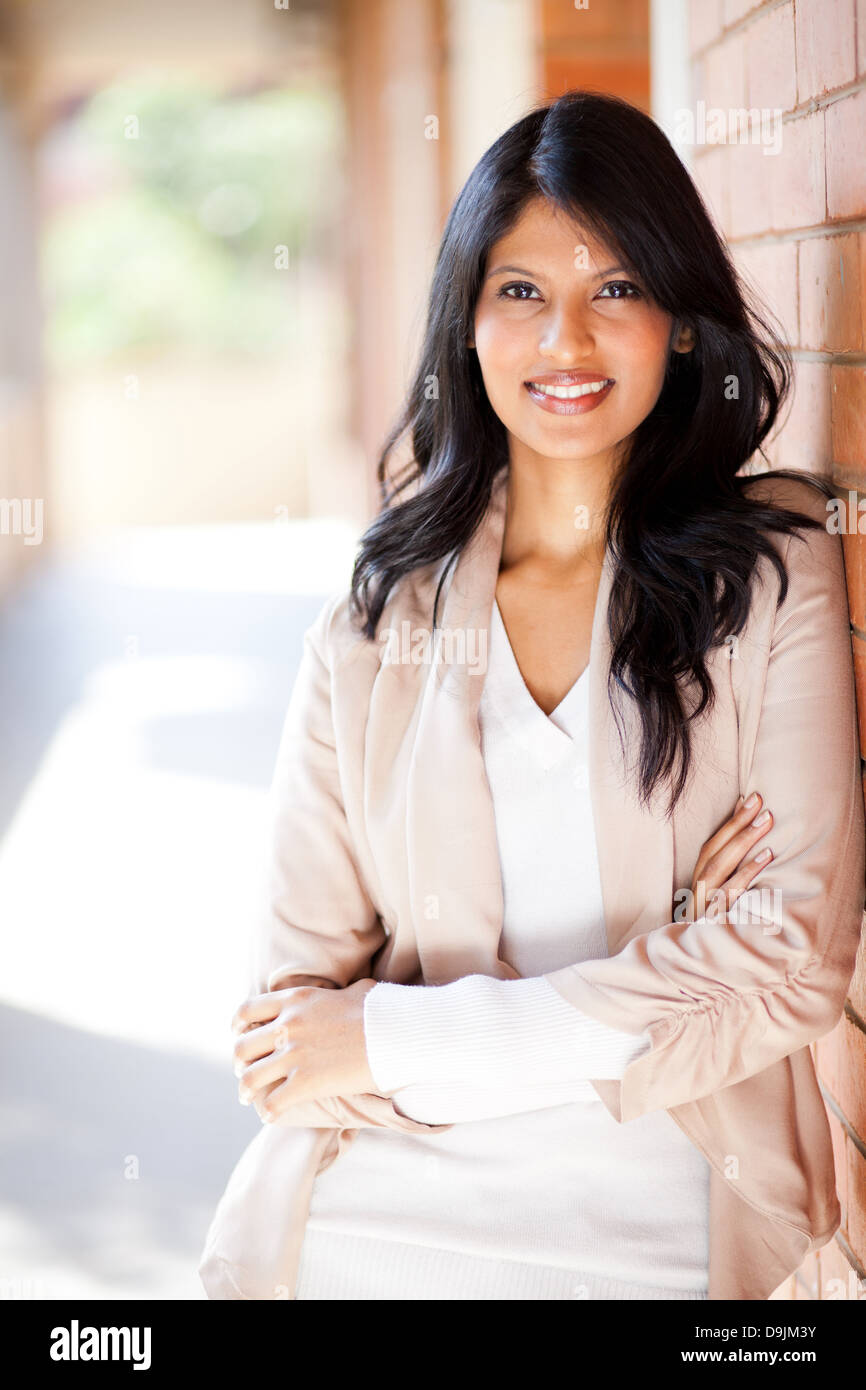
[542,507,866,1124]
[248,590,383,998]
[244,590,452,1135]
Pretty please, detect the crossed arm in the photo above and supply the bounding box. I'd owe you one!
[229,594,654,1130]
[232,505,866,1134]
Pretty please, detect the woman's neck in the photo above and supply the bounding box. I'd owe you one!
[499,451,615,577]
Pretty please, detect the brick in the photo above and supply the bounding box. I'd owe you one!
[770,109,827,231]
[848,1139,866,1268]
[828,1111,849,1225]
[826,88,866,219]
[816,1018,842,1098]
[747,2,797,112]
[692,145,729,236]
[817,1235,862,1297]
[701,29,748,111]
[689,0,724,53]
[795,0,857,100]
[540,0,648,44]
[852,638,866,759]
[831,365,866,476]
[734,239,798,346]
[840,530,866,632]
[771,359,831,474]
[542,57,650,111]
[837,1010,866,1144]
[723,0,764,26]
[798,233,864,353]
[848,908,866,1020]
[729,139,779,238]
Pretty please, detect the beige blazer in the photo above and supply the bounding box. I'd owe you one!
[199,465,866,1301]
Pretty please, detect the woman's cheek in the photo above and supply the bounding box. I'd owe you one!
[477,362,516,423]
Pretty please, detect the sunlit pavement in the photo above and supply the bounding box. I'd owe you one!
[0,519,360,1299]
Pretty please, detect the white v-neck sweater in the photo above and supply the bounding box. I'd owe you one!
[292,599,711,1300]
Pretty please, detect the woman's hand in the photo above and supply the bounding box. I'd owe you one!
[689,791,774,924]
[230,977,380,1124]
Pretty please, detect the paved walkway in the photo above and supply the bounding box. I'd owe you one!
[0,518,359,1299]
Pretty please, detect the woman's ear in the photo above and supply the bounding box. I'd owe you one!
[671,323,695,354]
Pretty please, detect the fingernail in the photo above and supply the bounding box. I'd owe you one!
[751,808,770,826]
[239,1089,252,1105]
[756,847,772,861]
[744,792,758,809]
[735,795,743,809]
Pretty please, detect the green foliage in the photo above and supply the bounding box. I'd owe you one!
[42,75,340,365]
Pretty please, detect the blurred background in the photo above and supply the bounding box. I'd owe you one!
[1,0,863,1302]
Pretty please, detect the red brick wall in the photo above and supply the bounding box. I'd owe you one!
[538,0,650,109]
[689,0,866,1302]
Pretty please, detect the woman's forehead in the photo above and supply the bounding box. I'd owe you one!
[487,200,619,264]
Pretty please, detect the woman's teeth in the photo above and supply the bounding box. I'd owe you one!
[527,379,613,399]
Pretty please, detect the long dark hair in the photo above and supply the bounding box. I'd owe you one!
[348,89,837,819]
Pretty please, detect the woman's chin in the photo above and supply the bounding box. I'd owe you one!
[509,424,622,465]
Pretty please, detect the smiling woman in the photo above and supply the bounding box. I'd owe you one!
[471,214,691,434]
[200,90,865,1304]
[464,198,698,716]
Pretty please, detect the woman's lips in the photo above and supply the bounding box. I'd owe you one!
[524,378,615,416]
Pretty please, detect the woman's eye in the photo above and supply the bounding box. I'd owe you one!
[596,280,642,300]
[496,282,541,301]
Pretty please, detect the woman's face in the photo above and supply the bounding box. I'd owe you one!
[471,197,687,469]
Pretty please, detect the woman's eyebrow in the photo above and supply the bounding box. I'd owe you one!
[485,263,635,280]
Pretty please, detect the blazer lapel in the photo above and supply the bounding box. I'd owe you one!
[405,468,517,985]
[406,465,677,985]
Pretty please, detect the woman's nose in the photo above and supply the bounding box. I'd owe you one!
[537,306,596,360]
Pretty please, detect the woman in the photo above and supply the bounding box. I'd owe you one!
[200,91,865,1301]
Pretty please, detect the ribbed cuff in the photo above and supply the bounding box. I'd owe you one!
[363,972,651,1097]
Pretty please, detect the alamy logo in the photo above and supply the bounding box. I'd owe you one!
[379,622,488,674]
[49,1320,151,1370]
[672,101,783,155]
[0,497,43,545]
